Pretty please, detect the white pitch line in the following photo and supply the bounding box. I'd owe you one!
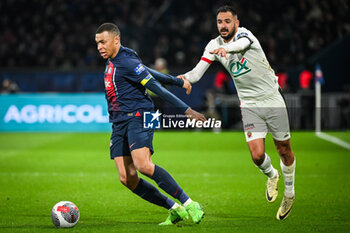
[316,132,350,150]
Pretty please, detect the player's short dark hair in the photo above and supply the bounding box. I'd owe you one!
[216,5,237,18]
[96,23,120,37]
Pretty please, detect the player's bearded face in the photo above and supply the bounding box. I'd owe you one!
[220,25,235,40]
[217,12,237,41]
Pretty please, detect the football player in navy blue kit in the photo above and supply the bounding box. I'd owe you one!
[95,23,205,225]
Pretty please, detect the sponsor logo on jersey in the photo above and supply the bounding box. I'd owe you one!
[134,64,146,75]
[230,57,252,77]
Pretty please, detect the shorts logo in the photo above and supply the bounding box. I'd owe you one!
[143,110,161,129]
[134,64,146,75]
[230,57,251,77]
[244,123,255,130]
[247,131,252,138]
[129,142,136,149]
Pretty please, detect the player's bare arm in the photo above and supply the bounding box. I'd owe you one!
[177,75,186,80]
[144,67,191,95]
[209,48,227,59]
[185,108,207,122]
[210,37,251,60]
[182,79,192,95]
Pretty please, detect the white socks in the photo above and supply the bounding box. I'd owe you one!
[171,198,192,209]
[183,198,192,207]
[280,159,296,198]
[257,153,277,178]
[170,202,180,209]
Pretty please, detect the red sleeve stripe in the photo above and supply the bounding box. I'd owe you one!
[201,57,213,64]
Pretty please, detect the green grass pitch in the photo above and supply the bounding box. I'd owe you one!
[0,131,349,233]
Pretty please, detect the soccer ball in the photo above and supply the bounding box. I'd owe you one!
[51,201,80,228]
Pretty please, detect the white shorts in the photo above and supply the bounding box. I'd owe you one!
[241,92,291,142]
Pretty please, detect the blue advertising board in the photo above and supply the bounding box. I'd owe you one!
[0,94,111,132]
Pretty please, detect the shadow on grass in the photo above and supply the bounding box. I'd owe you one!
[0,219,161,230]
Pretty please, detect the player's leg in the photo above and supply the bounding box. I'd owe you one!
[128,117,192,206]
[114,156,177,211]
[127,117,202,224]
[111,120,182,225]
[242,105,279,203]
[247,138,280,202]
[114,156,139,190]
[274,139,295,220]
[267,92,295,220]
[131,147,203,224]
[131,148,190,204]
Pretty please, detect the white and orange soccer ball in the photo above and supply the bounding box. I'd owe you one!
[51,201,80,228]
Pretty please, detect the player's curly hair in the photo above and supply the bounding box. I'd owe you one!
[96,23,120,37]
[216,5,237,18]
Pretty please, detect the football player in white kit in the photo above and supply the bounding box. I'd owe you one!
[178,5,296,220]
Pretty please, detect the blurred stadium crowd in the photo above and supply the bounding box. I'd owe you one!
[0,0,349,71]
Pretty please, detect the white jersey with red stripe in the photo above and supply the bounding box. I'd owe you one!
[201,27,279,102]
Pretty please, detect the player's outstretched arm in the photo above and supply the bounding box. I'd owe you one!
[210,37,251,59]
[177,60,211,84]
[145,66,192,95]
[184,108,207,122]
[145,66,183,86]
[144,78,206,122]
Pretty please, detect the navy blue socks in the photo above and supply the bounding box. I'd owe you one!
[151,165,190,204]
[132,178,175,209]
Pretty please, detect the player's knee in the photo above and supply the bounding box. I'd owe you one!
[119,174,128,186]
[134,162,154,177]
[251,151,265,165]
[276,141,292,157]
[119,175,138,189]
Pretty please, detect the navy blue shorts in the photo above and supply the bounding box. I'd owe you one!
[110,117,154,159]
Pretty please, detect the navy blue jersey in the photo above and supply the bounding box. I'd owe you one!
[103,46,154,122]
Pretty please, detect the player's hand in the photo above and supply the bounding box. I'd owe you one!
[210,48,228,59]
[177,75,186,81]
[182,79,192,95]
[185,108,207,122]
